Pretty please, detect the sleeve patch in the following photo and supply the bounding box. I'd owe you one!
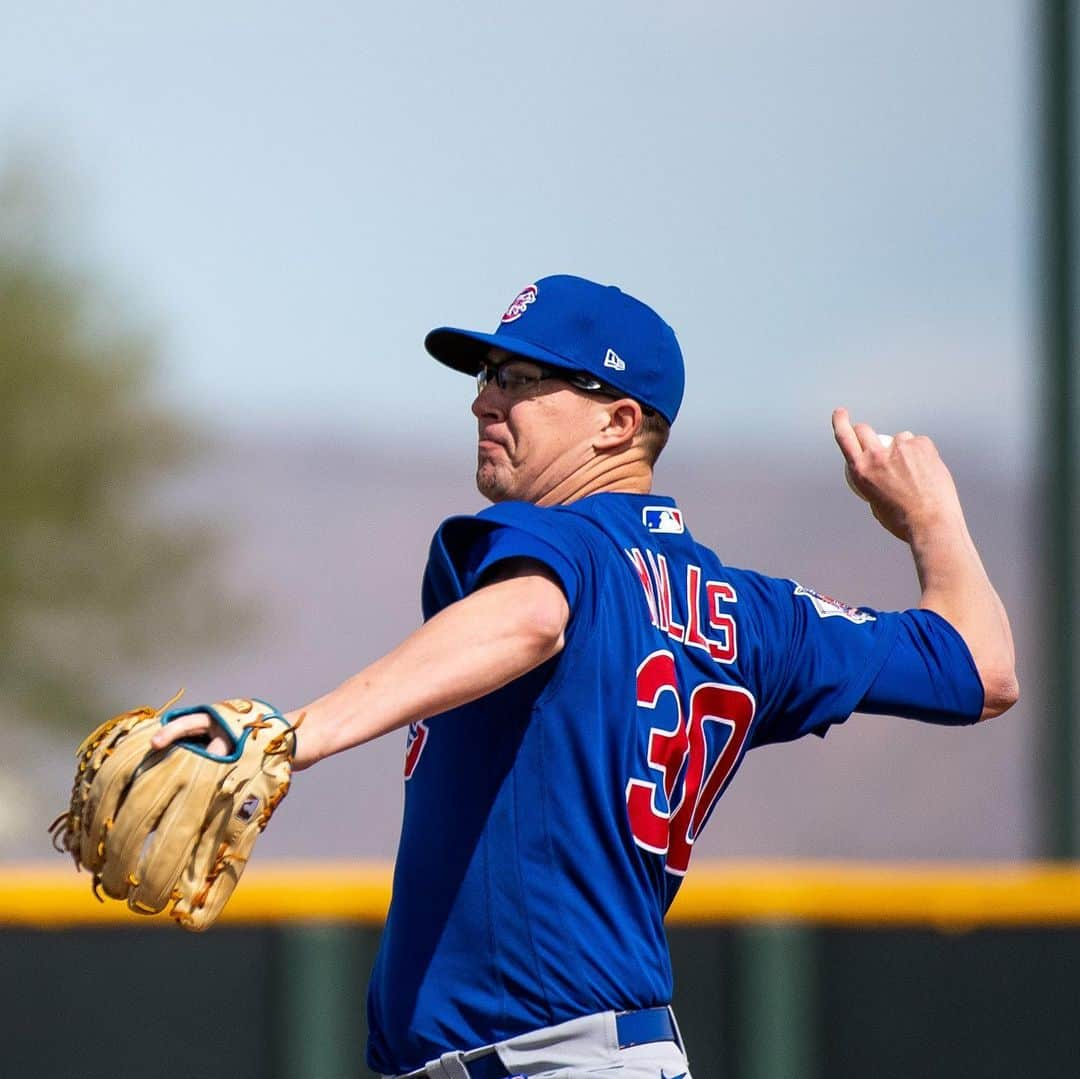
[793,583,876,624]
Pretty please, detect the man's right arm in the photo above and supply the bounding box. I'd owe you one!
[832,407,1018,719]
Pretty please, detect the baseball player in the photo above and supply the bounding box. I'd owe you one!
[153,274,1018,1078]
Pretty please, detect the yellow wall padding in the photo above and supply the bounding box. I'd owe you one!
[5,861,1080,930]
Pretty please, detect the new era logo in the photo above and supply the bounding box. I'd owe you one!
[603,348,625,371]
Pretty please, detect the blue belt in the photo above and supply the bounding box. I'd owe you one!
[466,1007,679,1079]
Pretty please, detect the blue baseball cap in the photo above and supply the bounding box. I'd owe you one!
[424,274,685,424]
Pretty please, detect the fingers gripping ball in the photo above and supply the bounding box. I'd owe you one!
[50,694,300,931]
[845,432,893,500]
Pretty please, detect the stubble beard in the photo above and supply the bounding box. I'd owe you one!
[475,458,513,503]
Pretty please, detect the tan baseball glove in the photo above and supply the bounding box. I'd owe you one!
[50,694,300,931]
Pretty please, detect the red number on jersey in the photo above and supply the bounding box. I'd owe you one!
[404,720,428,779]
[626,650,756,875]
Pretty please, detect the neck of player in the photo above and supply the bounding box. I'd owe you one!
[532,450,654,507]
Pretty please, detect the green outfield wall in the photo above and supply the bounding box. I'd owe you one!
[4,863,1079,1079]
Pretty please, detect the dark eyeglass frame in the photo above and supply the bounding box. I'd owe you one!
[477,358,654,415]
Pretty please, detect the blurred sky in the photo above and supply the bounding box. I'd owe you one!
[2,1,1035,466]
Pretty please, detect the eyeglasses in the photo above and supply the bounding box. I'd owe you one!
[476,358,619,399]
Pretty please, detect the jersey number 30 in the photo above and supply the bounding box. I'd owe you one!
[627,650,756,875]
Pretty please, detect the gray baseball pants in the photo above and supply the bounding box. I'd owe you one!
[386,1007,693,1079]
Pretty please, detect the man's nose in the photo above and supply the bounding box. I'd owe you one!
[471,384,504,419]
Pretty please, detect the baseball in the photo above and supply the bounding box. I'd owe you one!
[845,432,893,500]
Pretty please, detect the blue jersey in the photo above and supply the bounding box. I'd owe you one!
[366,493,982,1074]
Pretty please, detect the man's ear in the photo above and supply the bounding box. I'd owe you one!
[595,399,644,452]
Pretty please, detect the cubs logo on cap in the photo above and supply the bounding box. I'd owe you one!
[501,285,537,324]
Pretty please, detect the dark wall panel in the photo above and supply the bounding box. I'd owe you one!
[3,925,1079,1079]
[818,928,1080,1079]
[0,928,276,1079]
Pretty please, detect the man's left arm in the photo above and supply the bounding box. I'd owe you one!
[151,559,569,769]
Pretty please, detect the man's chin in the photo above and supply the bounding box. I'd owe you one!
[475,465,512,503]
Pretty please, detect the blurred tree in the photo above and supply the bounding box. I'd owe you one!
[0,153,245,733]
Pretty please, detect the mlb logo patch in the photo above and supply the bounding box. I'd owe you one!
[643,506,684,534]
[501,284,537,323]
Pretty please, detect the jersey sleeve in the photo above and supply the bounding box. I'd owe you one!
[746,577,901,747]
[856,608,984,724]
[746,577,986,747]
[421,502,586,619]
